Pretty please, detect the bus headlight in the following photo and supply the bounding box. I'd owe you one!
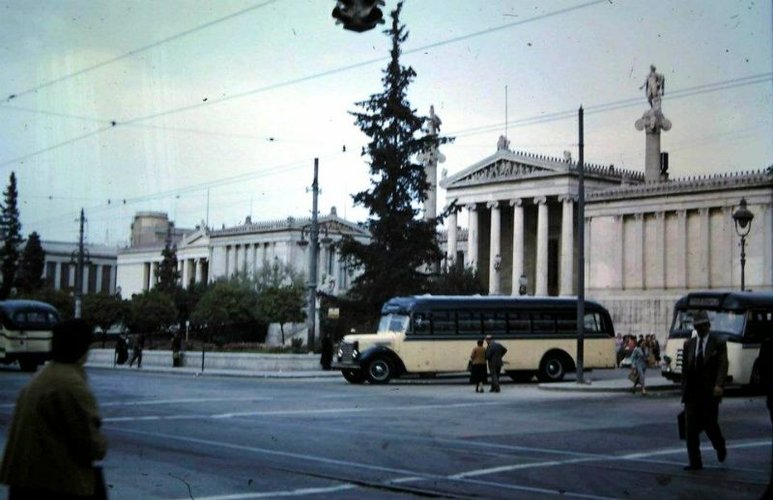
[352,349,359,359]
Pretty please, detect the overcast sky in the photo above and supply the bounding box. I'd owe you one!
[1,0,771,247]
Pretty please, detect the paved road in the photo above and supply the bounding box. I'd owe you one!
[0,367,770,499]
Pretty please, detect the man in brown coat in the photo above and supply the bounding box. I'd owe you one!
[0,319,108,498]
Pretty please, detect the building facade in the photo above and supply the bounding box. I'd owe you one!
[441,141,773,338]
[40,241,118,295]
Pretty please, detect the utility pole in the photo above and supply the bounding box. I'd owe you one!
[576,107,586,384]
[73,208,87,319]
[307,158,320,349]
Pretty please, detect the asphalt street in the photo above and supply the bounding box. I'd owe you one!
[0,367,770,499]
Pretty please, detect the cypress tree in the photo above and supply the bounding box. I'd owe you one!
[0,173,22,299]
[340,2,451,312]
[17,231,45,292]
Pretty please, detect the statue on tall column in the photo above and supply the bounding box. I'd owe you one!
[640,64,665,109]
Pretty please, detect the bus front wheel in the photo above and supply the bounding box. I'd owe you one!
[538,353,569,382]
[341,369,365,384]
[366,357,393,384]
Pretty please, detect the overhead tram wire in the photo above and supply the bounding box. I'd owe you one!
[0,0,610,168]
[2,0,281,104]
[2,71,769,171]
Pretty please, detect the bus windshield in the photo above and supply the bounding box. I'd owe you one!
[670,309,745,339]
[377,314,409,334]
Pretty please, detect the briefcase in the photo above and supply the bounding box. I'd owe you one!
[677,410,686,440]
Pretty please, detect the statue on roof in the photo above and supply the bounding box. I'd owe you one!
[640,64,665,109]
[496,135,511,152]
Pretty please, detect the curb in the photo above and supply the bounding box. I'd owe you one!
[85,364,342,379]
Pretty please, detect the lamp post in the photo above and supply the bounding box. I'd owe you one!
[732,198,754,291]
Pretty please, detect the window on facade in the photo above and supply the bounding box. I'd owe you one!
[457,311,481,336]
[45,262,56,287]
[88,264,98,293]
[431,310,456,336]
[482,311,507,336]
[507,311,530,335]
[59,263,71,290]
[101,266,112,293]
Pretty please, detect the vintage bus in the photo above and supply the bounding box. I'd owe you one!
[332,295,616,384]
[661,291,773,387]
[0,300,60,372]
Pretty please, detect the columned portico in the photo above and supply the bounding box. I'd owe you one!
[447,208,458,267]
[559,195,575,296]
[487,201,501,295]
[467,204,479,270]
[535,196,549,296]
[510,199,524,296]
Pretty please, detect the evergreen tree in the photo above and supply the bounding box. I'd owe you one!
[340,2,451,312]
[155,239,181,294]
[16,231,45,292]
[0,173,22,299]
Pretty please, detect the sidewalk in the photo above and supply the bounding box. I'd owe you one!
[86,361,342,379]
[538,371,679,393]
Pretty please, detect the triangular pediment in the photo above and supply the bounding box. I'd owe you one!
[440,149,572,189]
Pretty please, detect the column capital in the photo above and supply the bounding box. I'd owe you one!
[558,193,577,203]
[465,203,478,212]
[509,198,522,207]
[699,207,710,216]
[655,211,665,220]
[534,195,548,205]
[486,200,499,210]
[634,213,644,221]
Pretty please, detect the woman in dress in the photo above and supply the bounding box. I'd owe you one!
[470,338,488,393]
[630,338,649,395]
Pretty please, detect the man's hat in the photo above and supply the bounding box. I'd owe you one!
[692,310,710,326]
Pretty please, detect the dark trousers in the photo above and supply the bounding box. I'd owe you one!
[129,349,142,367]
[684,398,725,467]
[488,361,501,391]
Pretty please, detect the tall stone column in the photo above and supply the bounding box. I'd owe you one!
[182,259,190,287]
[487,201,501,295]
[535,196,549,296]
[616,215,625,289]
[634,65,672,182]
[467,204,479,270]
[510,199,524,295]
[559,195,575,296]
[447,208,458,267]
[699,207,711,288]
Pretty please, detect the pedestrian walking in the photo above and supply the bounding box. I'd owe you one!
[485,335,507,393]
[469,338,487,393]
[114,332,129,366]
[629,339,648,395]
[0,319,108,499]
[129,333,144,368]
[171,331,182,367]
[680,309,728,471]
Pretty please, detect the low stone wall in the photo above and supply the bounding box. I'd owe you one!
[87,349,321,371]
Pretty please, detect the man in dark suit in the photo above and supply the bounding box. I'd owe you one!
[485,335,508,393]
[681,309,728,471]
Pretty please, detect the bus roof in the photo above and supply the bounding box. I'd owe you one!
[674,291,773,311]
[0,300,59,315]
[381,295,609,314]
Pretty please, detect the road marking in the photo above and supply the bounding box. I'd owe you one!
[449,457,598,479]
[100,396,273,407]
[111,427,619,499]
[170,484,357,499]
[103,401,503,422]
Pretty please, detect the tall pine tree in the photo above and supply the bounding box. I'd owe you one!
[155,227,181,294]
[340,2,450,312]
[0,173,22,299]
[17,231,45,292]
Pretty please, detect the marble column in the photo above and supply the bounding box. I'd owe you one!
[677,210,687,288]
[510,199,524,295]
[535,196,548,296]
[635,213,645,290]
[559,195,575,296]
[488,201,501,295]
[467,204,479,270]
[654,212,666,289]
[616,215,625,289]
[447,209,458,268]
[699,207,711,288]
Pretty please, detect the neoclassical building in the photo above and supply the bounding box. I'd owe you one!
[40,240,118,295]
[441,141,773,337]
[116,208,370,299]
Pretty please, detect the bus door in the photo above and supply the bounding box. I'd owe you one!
[404,311,439,373]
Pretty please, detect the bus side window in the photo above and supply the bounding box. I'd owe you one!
[583,312,601,333]
[412,313,430,336]
[431,311,456,336]
[532,312,555,334]
[507,311,530,335]
[482,311,507,336]
[747,310,773,341]
[555,312,575,334]
[457,311,481,337]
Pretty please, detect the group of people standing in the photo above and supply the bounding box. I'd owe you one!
[469,335,508,393]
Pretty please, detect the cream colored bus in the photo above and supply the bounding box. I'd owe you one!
[0,300,60,372]
[661,291,773,387]
[332,295,616,384]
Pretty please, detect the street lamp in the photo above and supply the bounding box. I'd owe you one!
[732,198,754,291]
